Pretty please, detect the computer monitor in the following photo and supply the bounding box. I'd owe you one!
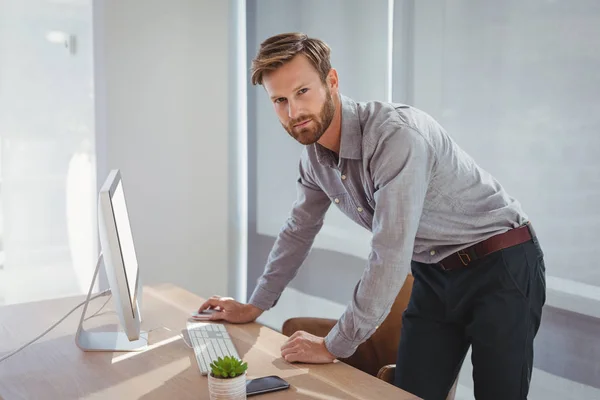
[76,169,148,352]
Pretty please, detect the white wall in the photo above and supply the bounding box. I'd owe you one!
[94,0,231,298]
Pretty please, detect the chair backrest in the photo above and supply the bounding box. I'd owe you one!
[347,273,458,400]
[369,273,414,365]
[281,274,457,399]
[340,274,414,376]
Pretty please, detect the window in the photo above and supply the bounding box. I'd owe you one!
[0,1,96,305]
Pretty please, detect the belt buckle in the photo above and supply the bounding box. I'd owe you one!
[457,250,471,266]
[439,249,473,271]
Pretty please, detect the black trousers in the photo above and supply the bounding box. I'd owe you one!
[394,237,546,400]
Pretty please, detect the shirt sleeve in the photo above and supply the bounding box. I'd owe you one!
[248,156,331,310]
[324,126,435,358]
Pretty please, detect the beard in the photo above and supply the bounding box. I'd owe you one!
[282,89,335,145]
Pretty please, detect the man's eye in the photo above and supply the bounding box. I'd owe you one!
[275,98,286,104]
[298,88,308,95]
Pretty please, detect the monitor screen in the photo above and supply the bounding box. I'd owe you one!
[110,180,138,313]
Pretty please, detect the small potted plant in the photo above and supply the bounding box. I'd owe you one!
[208,356,248,400]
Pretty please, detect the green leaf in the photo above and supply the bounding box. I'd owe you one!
[210,356,247,378]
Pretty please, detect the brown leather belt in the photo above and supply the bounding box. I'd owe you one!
[438,222,536,271]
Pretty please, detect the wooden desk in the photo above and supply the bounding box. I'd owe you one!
[0,284,418,399]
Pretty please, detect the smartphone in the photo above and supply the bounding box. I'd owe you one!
[246,375,290,396]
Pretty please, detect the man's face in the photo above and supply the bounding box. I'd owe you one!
[263,55,336,145]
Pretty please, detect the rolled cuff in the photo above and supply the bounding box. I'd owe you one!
[248,284,281,311]
[324,323,359,359]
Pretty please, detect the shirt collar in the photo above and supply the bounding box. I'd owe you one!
[313,94,362,167]
[339,94,362,160]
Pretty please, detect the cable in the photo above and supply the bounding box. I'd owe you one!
[0,289,111,363]
[181,334,193,349]
[142,326,193,349]
[83,294,113,321]
[147,326,170,334]
[148,326,194,349]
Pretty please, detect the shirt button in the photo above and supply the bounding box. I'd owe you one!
[430,250,436,256]
[334,198,340,204]
[341,174,347,180]
[357,207,363,212]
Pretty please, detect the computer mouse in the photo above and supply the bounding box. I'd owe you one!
[191,309,216,319]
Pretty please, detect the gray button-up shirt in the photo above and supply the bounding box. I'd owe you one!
[249,94,527,358]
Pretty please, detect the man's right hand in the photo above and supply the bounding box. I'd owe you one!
[198,295,263,324]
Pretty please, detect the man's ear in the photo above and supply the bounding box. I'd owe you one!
[327,68,339,91]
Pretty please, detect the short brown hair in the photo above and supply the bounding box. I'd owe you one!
[251,32,331,86]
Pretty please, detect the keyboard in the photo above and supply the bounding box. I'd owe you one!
[186,321,240,375]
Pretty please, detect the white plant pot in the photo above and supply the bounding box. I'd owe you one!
[208,372,247,400]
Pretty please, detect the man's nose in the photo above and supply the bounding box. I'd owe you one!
[288,100,301,120]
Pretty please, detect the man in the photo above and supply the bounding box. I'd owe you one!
[199,32,546,399]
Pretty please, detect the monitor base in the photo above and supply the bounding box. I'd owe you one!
[75,254,148,352]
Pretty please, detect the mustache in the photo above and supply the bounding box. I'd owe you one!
[289,115,314,127]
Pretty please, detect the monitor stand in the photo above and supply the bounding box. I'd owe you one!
[75,254,148,352]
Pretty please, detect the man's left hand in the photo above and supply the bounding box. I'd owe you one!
[280,330,336,364]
